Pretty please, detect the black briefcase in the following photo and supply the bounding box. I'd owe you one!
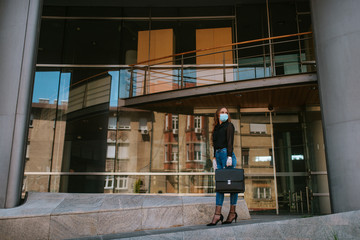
[215,168,245,193]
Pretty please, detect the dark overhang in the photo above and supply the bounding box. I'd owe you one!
[120,72,319,114]
[44,0,306,7]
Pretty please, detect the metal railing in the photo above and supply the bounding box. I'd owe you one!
[128,31,315,97]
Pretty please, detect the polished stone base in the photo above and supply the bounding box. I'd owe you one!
[0,192,250,240]
[95,210,360,240]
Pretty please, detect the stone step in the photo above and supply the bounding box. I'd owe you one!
[0,192,250,240]
[77,211,360,240]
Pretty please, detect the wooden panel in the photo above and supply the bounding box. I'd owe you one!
[214,27,233,64]
[137,29,174,94]
[196,27,233,86]
[196,27,233,65]
[196,28,215,64]
[137,29,173,65]
[137,30,150,64]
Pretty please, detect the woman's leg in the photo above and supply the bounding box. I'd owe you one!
[215,149,226,206]
[223,152,239,224]
[216,192,225,206]
[208,150,227,226]
[230,193,238,205]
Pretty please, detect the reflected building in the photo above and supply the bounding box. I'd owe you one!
[25,99,67,193]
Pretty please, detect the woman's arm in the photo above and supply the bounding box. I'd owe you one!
[226,123,235,156]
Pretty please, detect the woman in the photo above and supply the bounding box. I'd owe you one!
[207,106,238,226]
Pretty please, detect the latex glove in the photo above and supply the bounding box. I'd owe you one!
[212,158,217,170]
[226,156,232,167]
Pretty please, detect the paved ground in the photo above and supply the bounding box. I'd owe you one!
[73,214,306,240]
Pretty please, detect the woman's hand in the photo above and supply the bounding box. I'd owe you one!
[226,156,232,167]
[212,157,217,170]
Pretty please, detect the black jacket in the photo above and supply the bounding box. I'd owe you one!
[212,121,234,157]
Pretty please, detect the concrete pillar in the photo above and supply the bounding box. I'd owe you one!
[0,0,43,208]
[311,0,360,212]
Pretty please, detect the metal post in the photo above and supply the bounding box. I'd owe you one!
[266,0,274,76]
[295,6,303,72]
[129,68,134,97]
[234,6,240,81]
[300,190,304,214]
[148,113,154,193]
[288,190,292,212]
[180,55,184,89]
[306,186,310,214]
[295,193,299,213]
[270,112,279,215]
[143,68,147,95]
[223,52,226,82]
[48,72,63,192]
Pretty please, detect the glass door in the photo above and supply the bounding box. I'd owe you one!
[272,112,311,214]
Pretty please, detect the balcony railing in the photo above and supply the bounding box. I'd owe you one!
[128,31,315,98]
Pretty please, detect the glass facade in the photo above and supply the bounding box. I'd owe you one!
[24,1,330,214]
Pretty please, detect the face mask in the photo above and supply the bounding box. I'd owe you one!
[219,113,228,122]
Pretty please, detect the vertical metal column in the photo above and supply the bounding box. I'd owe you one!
[234,5,240,81]
[223,52,226,82]
[0,0,43,208]
[180,55,184,89]
[129,68,134,97]
[266,0,274,76]
[270,112,279,215]
[143,67,148,95]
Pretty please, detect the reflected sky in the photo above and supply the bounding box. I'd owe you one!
[32,71,60,103]
[33,70,124,107]
[109,71,119,107]
[32,71,70,104]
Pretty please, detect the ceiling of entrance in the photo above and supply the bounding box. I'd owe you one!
[44,0,308,7]
[121,73,319,114]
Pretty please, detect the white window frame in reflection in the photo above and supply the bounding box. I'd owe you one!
[171,145,179,162]
[255,156,272,162]
[194,143,202,162]
[194,116,201,129]
[107,145,116,159]
[115,176,128,190]
[254,187,272,199]
[139,118,148,132]
[165,114,169,130]
[104,176,114,189]
[119,117,131,130]
[250,123,267,134]
[172,114,179,130]
[108,116,117,130]
[291,155,304,160]
[118,144,129,160]
[26,143,30,159]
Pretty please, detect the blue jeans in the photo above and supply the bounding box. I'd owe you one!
[215,148,238,206]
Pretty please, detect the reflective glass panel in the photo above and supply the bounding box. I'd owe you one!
[25,71,61,192]
[240,113,276,212]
